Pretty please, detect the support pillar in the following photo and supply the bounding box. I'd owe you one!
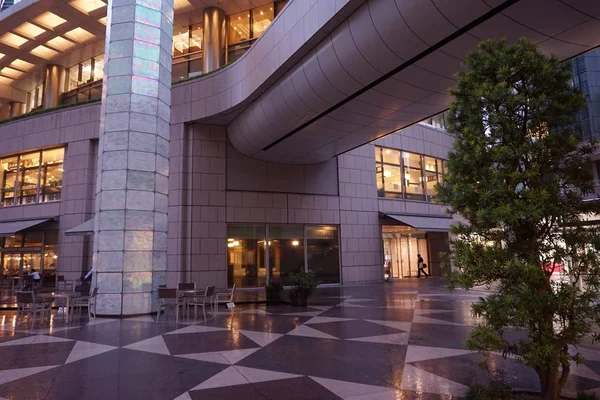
[8,102,23,117]
[202,7,227,74]
[43,65,64,109]
[93,0,173,315]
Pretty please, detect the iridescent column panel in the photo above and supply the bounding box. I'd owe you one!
[94,0,173,315]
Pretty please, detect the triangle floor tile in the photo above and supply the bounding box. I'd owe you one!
[177,352,230,365]
[221,348,260,364]
[165,325,226,335]
[570,361,600,381]
[340,303,368,308]
[86,318,120,326]
[573,346,600,361]
[310,305,333,311]
[125,316,155,323]
[239,330,283,347]
[123,335,170,355]
[310,376,396,399]
[347,391,403,399]
[279,311,323,317]
[305,317,355,325]
[348,332,409,346]
[235,366,301,383]
[366,320,412,332]
[401,365,469,397]
[287,325,338,340]
[190,366,248,390]
[0,365,61,385]
[412,316,465,326]
[65,341,117,364]
[0,334,73,347]
[173,391,192,400]
[344,298,375,303]
[405,345,475,363]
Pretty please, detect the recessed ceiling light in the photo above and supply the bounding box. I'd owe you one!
[13,22,46,39]
[0,33,28,48]
[69,0,106,14]
[34,12,67,29]
[0,76,14,86]
[0,67,23,79]
[9,59,35,71]
[0,53,4,61]
[98,17,107,25]
[46,36,76,51]
[30,45,60,60]
[64,28,95,43]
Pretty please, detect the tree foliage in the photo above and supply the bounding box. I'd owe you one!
[437,39,600,400]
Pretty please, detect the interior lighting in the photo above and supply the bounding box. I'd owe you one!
[14,22,46,39]
[0,33,28,48]
[98,17,107,25]
[383,170,391,178]
[9,59,35,71]
[46,36,76,51]
[64,28,95,43]
[34,12,67,29]
[0,67,23,79]
[69,0,106,14]
[30,45,60,59]
[0,53,4,61]
[0,76,14,85]
[292,240,299,246]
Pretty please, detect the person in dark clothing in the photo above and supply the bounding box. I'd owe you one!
[417,254,429,278]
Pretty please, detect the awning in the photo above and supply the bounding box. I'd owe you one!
[65,218,95,236]
[383,214,454,232]
[0,218,57,237]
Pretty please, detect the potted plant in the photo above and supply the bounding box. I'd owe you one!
[289,271,317,307]
[265,278,283,302]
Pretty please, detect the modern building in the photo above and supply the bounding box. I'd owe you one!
[0,0,597,315]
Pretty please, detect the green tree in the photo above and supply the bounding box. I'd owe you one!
[437,38,600,400]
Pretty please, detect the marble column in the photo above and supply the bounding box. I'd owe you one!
[202,7,227,74]
[43,64,65,109]
[93,0,173,315]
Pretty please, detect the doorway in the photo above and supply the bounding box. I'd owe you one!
[382,225,428,279]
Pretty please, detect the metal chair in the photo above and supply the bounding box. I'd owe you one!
[214,284,236,310]
[177,282,196,290]
[22,275,34,290]
[186,286,215,322]
[16,291,52,327]
[72,287,98,320]
[157,288,183,323]
[57,275,73,291]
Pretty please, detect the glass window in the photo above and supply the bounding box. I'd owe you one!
[67,66,79,91]
[65,54,104,93]
[268,225,304,282]
[93,54,104,81]
[402,152,422,169]
[230,11,251,44]
[3,234,23,247]
[382,148,400,164]
[173,26,190,57]
[189,24,202,53]
[382,165,402,198]
[424,156,438,172]
[374,147,382,163]
[252,4,274,38]
[23,232,43,247]
[404,166,424,201]
[425,170,438,201]
[0,156,17,206]
[307,226,339,284]
[18,152,41,205]
[80,58,92,85]
[227,225,266,288]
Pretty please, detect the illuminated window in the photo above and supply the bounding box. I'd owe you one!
[172,26,190,57]
[229,11,250,44]
[65,54,104,91]
[26,83,44,112]
[0,147,65,207]
[375,146,445,202]
[252,4,274,38]
[0,231,59,287]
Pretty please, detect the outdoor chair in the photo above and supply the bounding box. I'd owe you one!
[15,291,52,327]
[214,284,236,309]
[21,275,34,290]
[185,286,215,322]
[72,287,98,320]
[157,288,183,323]
[57,275,73,291]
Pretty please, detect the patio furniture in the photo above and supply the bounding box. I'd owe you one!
[22,275,34,290]
[214,284,236,309]
[16,291,53,327]
[177,283,196,290]
[185,286,215,322]
[56,275,73,291]
[37,291,82,324]
[72,287,98,320]
[157,288,183,323]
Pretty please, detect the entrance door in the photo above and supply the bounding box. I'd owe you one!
[381,226,430,279]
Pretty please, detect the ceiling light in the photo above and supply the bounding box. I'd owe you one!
[34,12,67,29]
[0,76,14,86]
[46,36,76,51]
[30,45,60,60]
[64,28,95,43]
[10,59,35,71]
[0,67,23,79]
[98,17,107,25]
[0,33,28,48]
[69,0,106,14]
[14,22,46,39]
[0,53,4,61]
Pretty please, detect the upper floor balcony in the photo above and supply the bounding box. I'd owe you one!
[0,0,288,122]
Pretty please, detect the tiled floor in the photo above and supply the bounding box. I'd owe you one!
[0,279,599,399]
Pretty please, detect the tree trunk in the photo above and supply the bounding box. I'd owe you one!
[540,366,561,400]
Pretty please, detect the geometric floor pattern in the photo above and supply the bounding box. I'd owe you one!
[1,279,599,399]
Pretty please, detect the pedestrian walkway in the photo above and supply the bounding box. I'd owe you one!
[0,279,598,399]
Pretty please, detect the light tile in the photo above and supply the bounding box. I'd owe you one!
[286,325,339,340]
[401,365,468,397]
[65,341,117,364]
[123,335,170,355]
[404,345,475,364]
[238,330,283,347]
[310,376,396,399]
[190,366,248,390]
[235,366,301,383]
[0,365,60,385]
[348,332,409,345]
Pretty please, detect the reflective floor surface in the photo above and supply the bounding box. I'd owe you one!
[0,279,599,400]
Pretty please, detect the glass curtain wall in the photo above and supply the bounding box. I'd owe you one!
[0,147,65,207]
[375,146,445,201]
[227,224,340,288]
[62,54,104,104]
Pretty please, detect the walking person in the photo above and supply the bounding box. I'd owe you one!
[417,254,429,278]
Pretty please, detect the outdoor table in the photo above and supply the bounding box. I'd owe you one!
[37,291,81,323]
[177,289,207,319]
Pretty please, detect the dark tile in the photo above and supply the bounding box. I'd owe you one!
[209,313,309,334]
[408,323,474,349]
[0,340,75,369]
[309,320,405,339]
[237,335,406,388]
[49,320,179,347]
[163,330,259,355]
[0,330,35,344]
[256,304,324,315]
[189,384,267,400]
[319,305,414,321]
[255,376,342,400]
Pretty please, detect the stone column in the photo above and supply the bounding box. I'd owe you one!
[43,64,64,108]
[8,102,23,117]
[93,0,173,315]
[202,7,227,74]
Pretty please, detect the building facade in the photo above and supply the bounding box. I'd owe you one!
[0,0,598,315]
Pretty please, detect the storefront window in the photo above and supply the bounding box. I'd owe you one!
[307,226,340,284]
[375,146,445,202]
[268,225,304,281]
[0,147,64,207]
[227,225,266,288]
[227,224,340,288]
[0,230,58,287]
